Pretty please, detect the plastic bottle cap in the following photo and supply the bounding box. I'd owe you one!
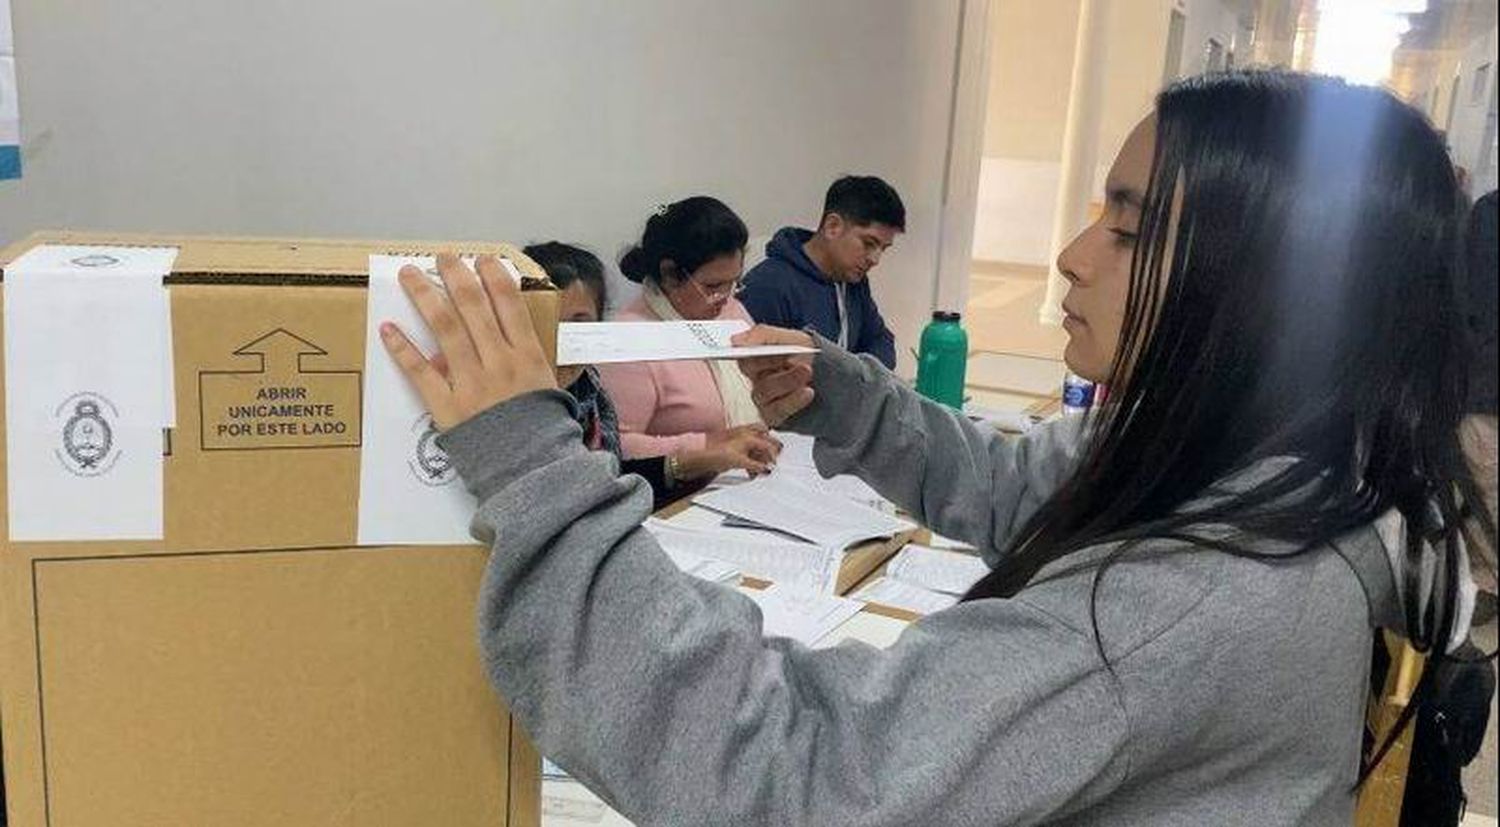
[932,311,962,322]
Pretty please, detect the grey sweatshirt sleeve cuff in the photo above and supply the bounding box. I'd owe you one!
[784,333,888,437]
[435,389,589,503]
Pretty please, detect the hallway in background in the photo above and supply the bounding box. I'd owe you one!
[962,0,1497,425]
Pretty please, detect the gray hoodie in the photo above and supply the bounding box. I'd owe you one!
[439,340,1413,826]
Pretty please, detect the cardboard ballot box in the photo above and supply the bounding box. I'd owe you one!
[0,232,553,827]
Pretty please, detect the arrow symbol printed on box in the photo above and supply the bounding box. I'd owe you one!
[231,328,328,375]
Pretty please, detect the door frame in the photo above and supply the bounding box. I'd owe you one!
[932,0,994,316]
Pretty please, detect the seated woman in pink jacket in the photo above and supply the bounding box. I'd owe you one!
[599,197,781,482]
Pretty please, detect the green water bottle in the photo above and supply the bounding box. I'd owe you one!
[915,311,968,409]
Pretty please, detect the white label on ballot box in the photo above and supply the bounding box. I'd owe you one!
[355,255,520,545]
[3,245,177,541]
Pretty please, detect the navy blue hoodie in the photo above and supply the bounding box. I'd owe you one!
[739,227,897,368]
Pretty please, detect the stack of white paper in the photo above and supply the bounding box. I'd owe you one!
[656,504,741,532]
[644,519,840,595]
[744,585,863,645]
[657,545,742,586]
[813,610,911,650]
[851,578,960,614]
[928,531,978,552]
[766,431,893,513]
[694,474,913,550]
[885,544,990,594]
[851,544,991,616]
[556,320,815,366]
[772,429,817,469]
[783,468,892,514]
[661,503,825,546]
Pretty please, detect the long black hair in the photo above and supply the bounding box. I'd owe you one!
[619,196,748,284]
[963,71,1495,778]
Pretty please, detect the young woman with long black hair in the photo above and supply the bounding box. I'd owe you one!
[379,71,1495,824]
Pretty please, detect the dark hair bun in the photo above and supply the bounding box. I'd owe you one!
[618,196,748,285]
[618,244,654,283]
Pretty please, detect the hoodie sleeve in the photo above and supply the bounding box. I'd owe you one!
[788,338,1085,563]
[854,283,897,369]
[439,391,1131,826]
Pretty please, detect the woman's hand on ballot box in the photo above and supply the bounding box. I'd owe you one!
[380,253,557,430]
[733,326,817,427]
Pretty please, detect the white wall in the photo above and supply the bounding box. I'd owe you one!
[972,158,1058,265]
[0,0,964,375]
[971,156,1111,266]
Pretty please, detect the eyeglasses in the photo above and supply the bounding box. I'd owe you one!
[684,270,741,303]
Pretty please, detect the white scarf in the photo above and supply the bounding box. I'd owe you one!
[642,280,762,428]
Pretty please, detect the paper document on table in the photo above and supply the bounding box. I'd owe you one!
[745,585,863,645]
[658,545,742,585]
[657,504,736,532]
[3,245,177,541]
[694,474,914,549]
[357,255,516,545]
[556,320,816,366]
[716,514,811,543]
[645,519,840,594]
[777,465,892,513]
[764,431,894,513]
[658,505,805,544]
[813,609,910,650]
[885,544,991,595]
[852,577,959,615]
[773,430,818,469]
[927,531,977,552]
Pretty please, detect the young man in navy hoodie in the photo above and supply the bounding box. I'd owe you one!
[739,176,903,369]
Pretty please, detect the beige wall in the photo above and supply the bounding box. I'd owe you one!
[983,0,1081,161]
[1099,0,1176,167]
[974,0,1240,264]
[982,0,1177,166]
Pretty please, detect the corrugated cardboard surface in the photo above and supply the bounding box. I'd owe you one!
[1,233,552,827]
